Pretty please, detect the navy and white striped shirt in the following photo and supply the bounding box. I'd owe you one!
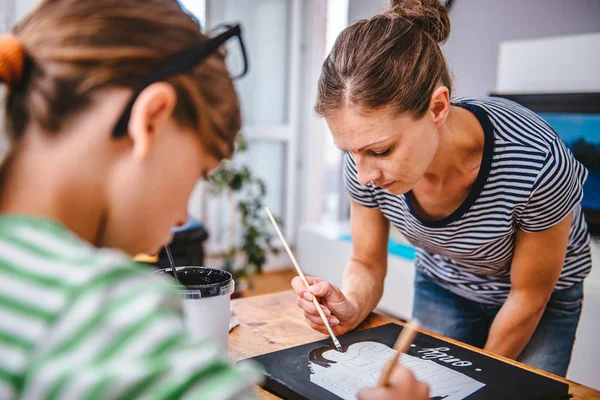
[344,97,592,305]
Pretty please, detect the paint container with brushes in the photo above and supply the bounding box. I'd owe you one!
[153,265,234,350]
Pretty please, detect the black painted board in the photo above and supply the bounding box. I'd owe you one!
[243,323,569,400]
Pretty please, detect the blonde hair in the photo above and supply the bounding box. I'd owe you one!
[0,0,240,163]
[315,0,452,118]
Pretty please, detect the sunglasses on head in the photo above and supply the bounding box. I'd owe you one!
[112,23,248,138]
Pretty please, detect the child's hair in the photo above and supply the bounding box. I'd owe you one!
[315,0,452,118]
[0,0,240,174]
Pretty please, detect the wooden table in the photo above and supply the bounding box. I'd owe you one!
[229,290,600,399]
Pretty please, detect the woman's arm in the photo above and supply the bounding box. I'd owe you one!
[292,199,390,334]
[483,213,572,359]
[341,198,390,327]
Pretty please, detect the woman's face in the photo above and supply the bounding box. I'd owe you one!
[326,106,440,195]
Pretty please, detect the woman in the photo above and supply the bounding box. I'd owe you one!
[0,0,427,398]
[294,0,591,377]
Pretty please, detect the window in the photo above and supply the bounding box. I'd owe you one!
[178,0,207,30]
[304,0,350,225]
[188,0,303,254]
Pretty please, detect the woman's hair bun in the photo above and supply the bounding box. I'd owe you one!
[388,0,451,44]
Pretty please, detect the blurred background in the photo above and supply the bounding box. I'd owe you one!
[1,0,598,389]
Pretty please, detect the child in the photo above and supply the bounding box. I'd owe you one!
[0,1,428,398]
[0,1,261,398]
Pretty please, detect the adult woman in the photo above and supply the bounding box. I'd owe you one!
[294,0,591,377]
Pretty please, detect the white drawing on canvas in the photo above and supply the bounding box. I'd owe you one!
[309,341,485,400]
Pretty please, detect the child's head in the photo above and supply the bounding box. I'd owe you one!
[0,0,241,255]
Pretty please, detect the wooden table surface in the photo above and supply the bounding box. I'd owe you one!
[229,290,600,400]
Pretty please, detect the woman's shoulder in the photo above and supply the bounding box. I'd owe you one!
[457,96,561,155]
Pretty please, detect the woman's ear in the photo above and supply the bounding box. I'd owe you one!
[128,82,178,158]
[429,86,450,127]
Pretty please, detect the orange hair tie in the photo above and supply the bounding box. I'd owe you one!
[0,34,25,88]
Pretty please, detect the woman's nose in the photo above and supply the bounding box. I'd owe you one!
[356,157,380,185]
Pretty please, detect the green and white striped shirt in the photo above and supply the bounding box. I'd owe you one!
[0,216,261,399]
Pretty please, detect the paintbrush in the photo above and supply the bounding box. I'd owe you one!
[377,319,420,387]
[164,245,182,286]
[265,207,344,353]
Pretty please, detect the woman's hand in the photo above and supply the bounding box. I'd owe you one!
[291,276,361,335]
[357,366,430,400]
[292,200,390,336]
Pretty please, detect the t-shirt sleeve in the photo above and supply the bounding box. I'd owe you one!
[342,151,379,208]
[517,138,588,232]
[22,268,262,399]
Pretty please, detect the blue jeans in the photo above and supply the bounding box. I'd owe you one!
[412,270,584,377]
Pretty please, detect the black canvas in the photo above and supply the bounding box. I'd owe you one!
[244,323,569,400]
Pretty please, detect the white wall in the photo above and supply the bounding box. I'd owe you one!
[443,0,600,97]
[344,0,600,98]
[497,33,600,94]
[15,0,38,21]
[347,0,386,24]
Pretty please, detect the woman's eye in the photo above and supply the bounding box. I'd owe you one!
[373,148,391,158]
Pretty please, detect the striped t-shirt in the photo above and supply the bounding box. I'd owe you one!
[0,216,261,399]
[344,97,592,305]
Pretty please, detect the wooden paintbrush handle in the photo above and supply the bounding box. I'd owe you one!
[265,207,337,334]
[377,320,420,387]
[377,352,401,387]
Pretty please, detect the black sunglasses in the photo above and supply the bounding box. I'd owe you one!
[111,23,248,138]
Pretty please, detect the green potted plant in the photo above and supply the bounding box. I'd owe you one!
[207,135,279,295]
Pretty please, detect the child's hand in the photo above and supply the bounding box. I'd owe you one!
[357,366,430,400]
